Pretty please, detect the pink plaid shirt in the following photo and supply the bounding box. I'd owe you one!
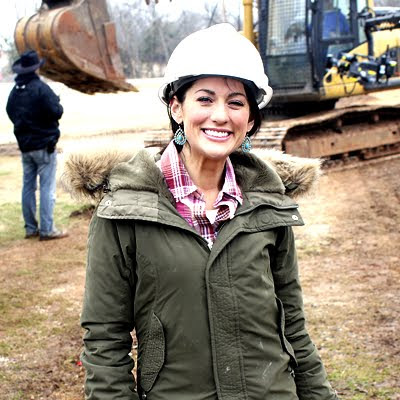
[158,141,243,247]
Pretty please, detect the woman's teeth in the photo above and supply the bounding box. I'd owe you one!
[203,129,230,138]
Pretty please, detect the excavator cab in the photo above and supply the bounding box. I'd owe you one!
[258,0,400,108]
[14,0,137,93]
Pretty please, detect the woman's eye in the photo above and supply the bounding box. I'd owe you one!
[197,96,212,103]
[229,100,245,107]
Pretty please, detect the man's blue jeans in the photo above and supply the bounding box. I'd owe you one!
[21,149,57,236]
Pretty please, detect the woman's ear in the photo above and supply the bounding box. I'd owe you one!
[170,96,183,124]
[247,118,254,133]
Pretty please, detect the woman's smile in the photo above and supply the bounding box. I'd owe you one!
[171,76,254,167]
[202,128,232,140]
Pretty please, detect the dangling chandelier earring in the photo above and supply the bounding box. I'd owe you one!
[241,134,252,153]
[173,124,186,146]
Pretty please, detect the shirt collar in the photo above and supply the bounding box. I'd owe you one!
[221,157,243,205]
[160,141,197,201]
[160,140,243,204]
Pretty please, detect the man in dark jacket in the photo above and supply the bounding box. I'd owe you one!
[6,50,68,241]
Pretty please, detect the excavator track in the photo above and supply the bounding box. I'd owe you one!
[144,104,400,169]
[256,104,400,167]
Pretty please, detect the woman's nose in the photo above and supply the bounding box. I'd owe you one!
[211,102,228,124]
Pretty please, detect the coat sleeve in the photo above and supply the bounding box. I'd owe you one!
[5,90,16,123]
[271,226,339,400]
[81,213,139,400]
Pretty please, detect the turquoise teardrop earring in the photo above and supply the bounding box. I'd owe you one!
[241,134,252,153]
[173,125,187,146]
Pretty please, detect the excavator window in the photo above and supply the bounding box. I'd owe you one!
[322,0,351,39]
[315,0,358,81]
[262,0,311,90]
[356,0,369,43]
[322,0,352,59]
[268,0,307,56]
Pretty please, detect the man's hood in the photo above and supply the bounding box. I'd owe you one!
[61,147,321,202]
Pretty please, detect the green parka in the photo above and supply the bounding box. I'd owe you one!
[64,147,338,400]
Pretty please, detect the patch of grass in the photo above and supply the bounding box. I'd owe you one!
[54,201,83,227]
[0,203,24,244]
[295,235,337,257]
[0,211,86,358]
[328,356,398,399]
[0,218,87,397]
[0,170,12,177]
[0,289,49,350]
[10,392,25,400]
[0,201,81,246]
[14,267,34,277]
[0,341,11,356]
[307,315,399,400]
[0,156,19,176]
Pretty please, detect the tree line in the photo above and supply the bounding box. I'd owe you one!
[0,0,241,80]
[2,0,398,80]
[110,0,241,78]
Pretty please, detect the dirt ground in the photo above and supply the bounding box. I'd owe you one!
[1,76,400,400]
[0,145,399,399]
[294,156,400,399]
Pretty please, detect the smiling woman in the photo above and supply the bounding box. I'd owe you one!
[168,76,254,210]
[75,23,339,400]
[170,77,253,186]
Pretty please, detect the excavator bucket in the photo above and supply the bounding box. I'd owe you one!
[14,0,138,94]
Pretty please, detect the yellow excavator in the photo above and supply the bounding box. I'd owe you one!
[14,0,400,163]
[244,0,400,162]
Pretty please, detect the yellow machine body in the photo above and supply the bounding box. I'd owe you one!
[323,29,400,100]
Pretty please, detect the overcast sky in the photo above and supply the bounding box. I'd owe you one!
[0,0,243,42]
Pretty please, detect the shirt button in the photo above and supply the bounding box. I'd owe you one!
[292,215,299,221]
[105,200,112,206]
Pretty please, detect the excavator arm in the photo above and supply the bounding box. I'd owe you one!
[14,0,138,93]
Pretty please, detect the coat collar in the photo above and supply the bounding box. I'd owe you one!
[62,147,321,204]
[61,147,320,236]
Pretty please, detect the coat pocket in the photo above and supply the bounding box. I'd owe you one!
[276,297,298,367]
[140,312,165,393]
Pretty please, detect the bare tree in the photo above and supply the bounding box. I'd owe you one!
[109,0,152,77]
[0,37,19,80]
[1,0,242,80]
[108,0,242,78]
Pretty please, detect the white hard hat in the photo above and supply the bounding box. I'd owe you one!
[159,23,273,109]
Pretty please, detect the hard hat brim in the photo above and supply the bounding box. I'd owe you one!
[159,74,273,109]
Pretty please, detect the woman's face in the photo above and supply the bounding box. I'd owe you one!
[171,77,254,165]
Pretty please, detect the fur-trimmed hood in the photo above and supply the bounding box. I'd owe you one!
[61,147,321,203]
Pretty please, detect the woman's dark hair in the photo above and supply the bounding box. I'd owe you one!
[243,84,262,137]
[166,80,195,153]
[167,80,195,135]
[166,77,262,152]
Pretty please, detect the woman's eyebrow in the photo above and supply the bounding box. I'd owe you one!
[194,88,215,95]
[227,92,246,98]
[194,89,246,98]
